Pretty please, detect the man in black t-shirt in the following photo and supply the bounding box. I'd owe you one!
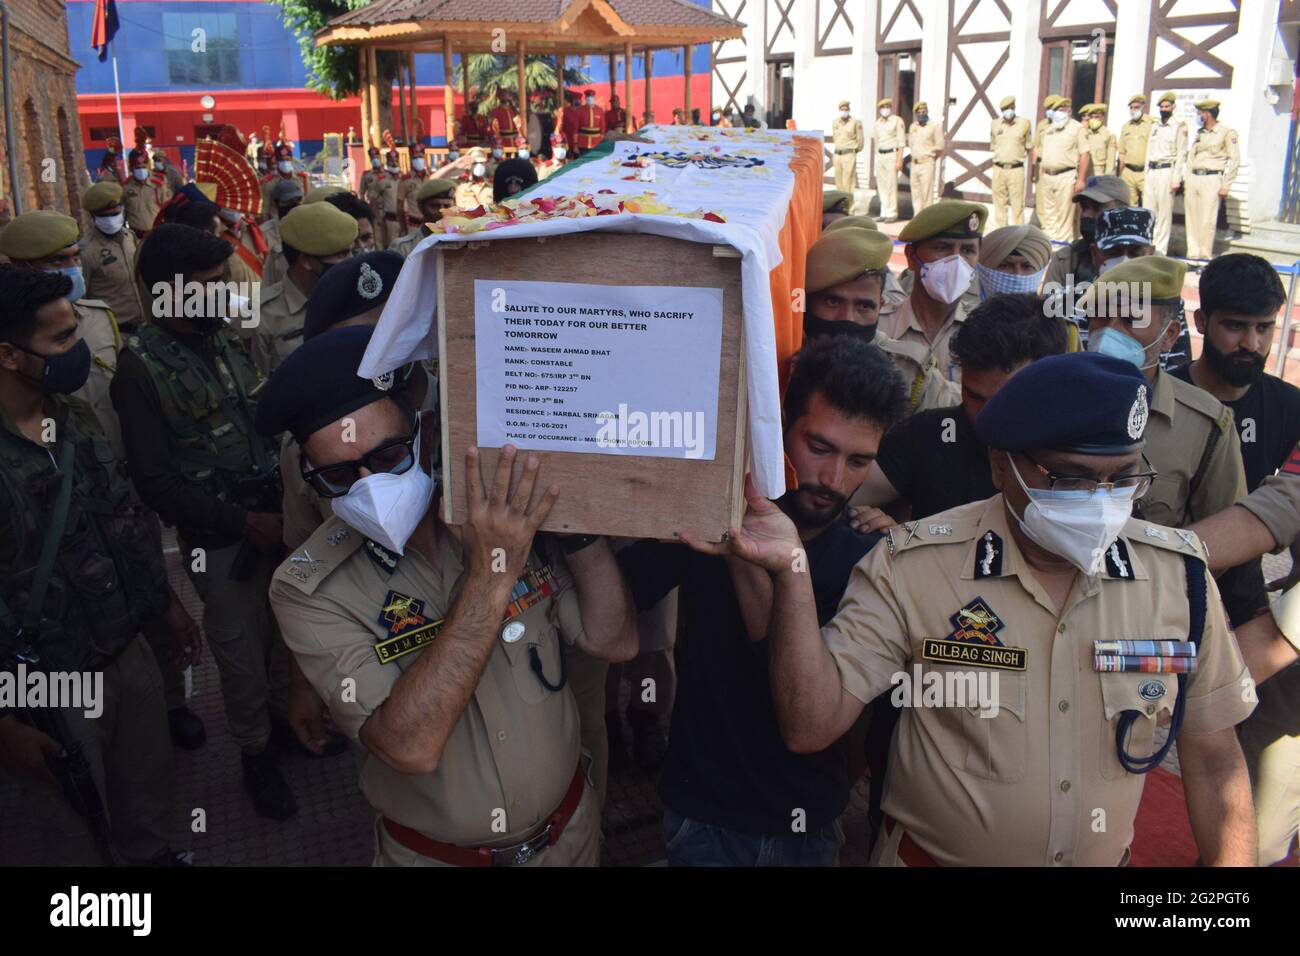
[1173,252,1300,866]
[1172,253,1300,625]
[618,336,907,866]
[850,293,1068,528]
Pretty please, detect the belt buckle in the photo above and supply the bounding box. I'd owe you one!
[490,823,552,867]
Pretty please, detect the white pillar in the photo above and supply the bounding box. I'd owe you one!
[1008,0,1043,120]
[922,2,949,130]
[1108,2,1152,122]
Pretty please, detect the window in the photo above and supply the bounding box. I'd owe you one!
[1040,36,1113,111]
[164,13,241,86]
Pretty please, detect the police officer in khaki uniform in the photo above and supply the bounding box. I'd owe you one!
[906,102,944,216]
[1030,94,1060,216]
[259,326,637,866]
[390,179,457,259]
[123,148,166,239]
[727,350,1257,866]
[1117,93,1155,205]
[1035,97,1089,242]
[831,99,864,194]
[0,212,125,459]
[373,149,404,250]
[255,202,358,377]
[1043,174,1131,290]
[1184,99,1240,263]
[1081,256,1245,527]
[1143,92,1188,256]
[455,148,495,211]
[398,149,432,232]
[873,99,907,222]
[803,224,957,415]
[1081,103,1117,177]
[80,182,145,331]
[990,96,1032,228]
[879,200,986,384]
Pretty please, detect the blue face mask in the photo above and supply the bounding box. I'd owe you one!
[58,266,86,304]
[1087,326,1157,371]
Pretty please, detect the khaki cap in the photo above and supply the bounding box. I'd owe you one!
[416,178,457,201]
[822,189,853,214]
[877,98,892,108]
[838,99,850,110]
[806,228,895,293]
[83,181,123,213]
[1195,99,1220,110]
[1129,92,1147,105]
[999,96,1015,110]
[823,215,878,234]
[279,202,359,256]
[898,199,987,243]
[1158,91,1178,105]
[1080,255,1188,314]
[0,211,79,261]
[1043,95,1061,110]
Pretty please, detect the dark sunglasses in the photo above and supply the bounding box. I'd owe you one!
[300,415,419,498]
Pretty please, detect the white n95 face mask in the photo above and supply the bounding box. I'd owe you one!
[330,432,436,555]
[1009,458,1136,575]
[94,212,125,235]
[919,254,975,304]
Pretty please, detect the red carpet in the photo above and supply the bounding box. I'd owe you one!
[1129,767,1198,867]
[1129,766,1299,866]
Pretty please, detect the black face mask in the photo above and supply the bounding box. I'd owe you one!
[1079,217,1097,243]
[1159,109,1173,122]
[916,115,928,125]
[803,313,878,344]
[13,338,92,394]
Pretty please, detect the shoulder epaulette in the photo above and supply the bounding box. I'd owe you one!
[884,503,985,557]
[1121,517,1208,563]
[1168,372,1231,425]
[274,517,364,595]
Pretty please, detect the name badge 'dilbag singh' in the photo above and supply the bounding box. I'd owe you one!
[921,596,1029,671]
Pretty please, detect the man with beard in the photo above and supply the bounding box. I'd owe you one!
[1172,253,1300,622]
[616,336,907,866]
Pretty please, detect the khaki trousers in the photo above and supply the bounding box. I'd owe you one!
[911,160,936,214]
[1237,665,1300,866]
[180,539,287,753]
[1144,166,1175,255]
[568,647,610,810]
[875,152,900,219]
[833,151,858,192]
[1120,166,1145,205]
[22,635,174,864]
[1184,170,1223,261]
[990,164,1026,227]
[1037,168,1077,242]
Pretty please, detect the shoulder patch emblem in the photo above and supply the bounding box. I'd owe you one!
[1139,679,1167,701]
[920,596,1028,671]
[1127,386,1149,440]
[374,590,443,664]
[946,597,1006,646]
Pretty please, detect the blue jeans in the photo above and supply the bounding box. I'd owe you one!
[662,807,844,867]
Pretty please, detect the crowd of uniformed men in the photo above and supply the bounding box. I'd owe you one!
[0,87,1296,869]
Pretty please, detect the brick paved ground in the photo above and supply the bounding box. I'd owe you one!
[0,537,1289,867]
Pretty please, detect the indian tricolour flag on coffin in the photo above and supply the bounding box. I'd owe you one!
[90,0,120,63]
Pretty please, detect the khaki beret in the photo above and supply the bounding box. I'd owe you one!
[1043,95,1061,110]
[1129,92,1147,105]
[877,98,892,108]
[822,190,853,214]
[468,146,488,161]
[823,215,878,234]
[899,199,987,243]
[1158,91,1178,105]
[1056,97,1073,109]
[837,99,850,110]
[83,181,123,213]
[914,101,929,112]
[0,211,79,261]
[1195,99,1220,110]
[416,178,457,201]
[279,202,358,257]
[806,228,895,293]
[303,184,345,204]
[1080,255,1188,315]
[999,96,1015,110]
[1088,103,1107,114]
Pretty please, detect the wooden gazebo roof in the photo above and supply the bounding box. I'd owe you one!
[315,0,744,52]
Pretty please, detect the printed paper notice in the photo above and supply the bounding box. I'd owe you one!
[475,279,723,460]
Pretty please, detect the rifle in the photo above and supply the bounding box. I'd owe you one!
[1,436,117,864]
[229,466,283,582]
[11,648,118,866]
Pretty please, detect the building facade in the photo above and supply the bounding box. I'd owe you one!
[714,0,1300,242]
[67,0,712,176]
[1,0,90,220]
